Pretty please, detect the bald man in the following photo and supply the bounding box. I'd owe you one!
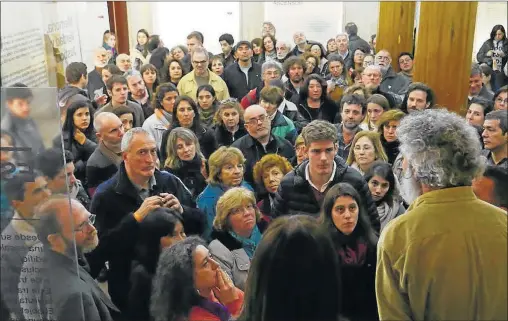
[116,54,132,73]
[232,105,295,185]
[87,48,110,106]
[28,196,120,321]
[86,112,125,195]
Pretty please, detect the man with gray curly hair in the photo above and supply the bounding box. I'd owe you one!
[376,109,507,321]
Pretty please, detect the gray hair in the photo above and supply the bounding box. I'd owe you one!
[262,60,283,74]
[191,46,209,61]
[121,127,154,152]
[336,33,349,41]
[363,65,382,75]
[93,112,119,132]
[301,120,338,146]
[471,63,482,77]
[125,69,142,82]
[164,127,204,170]
[276,40,289,48]
[397,109,485,188]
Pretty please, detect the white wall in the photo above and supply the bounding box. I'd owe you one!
[153,2,240,55]
[127,1,155,51]
[343,2,379,41]
[264,2,344,46]
[473,2,508,62]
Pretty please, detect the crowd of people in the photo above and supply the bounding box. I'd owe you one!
[1,20,507,321]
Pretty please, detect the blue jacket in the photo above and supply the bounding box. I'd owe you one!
[197,181,253,240]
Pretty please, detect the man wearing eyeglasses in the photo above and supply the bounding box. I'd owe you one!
[177,46,230,102]
[375,49,410,99]
[20,196,121,321]
[361,65,399,108]
[232,105,294,186]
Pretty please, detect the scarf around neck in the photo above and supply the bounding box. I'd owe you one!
[197,296,231,321]
[200,106,217,127]
[377,201,400,232]
[229,224,262,259]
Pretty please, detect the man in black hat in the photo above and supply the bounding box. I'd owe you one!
[223,40,262,99]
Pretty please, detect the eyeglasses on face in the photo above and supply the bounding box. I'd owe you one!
[192,60,208,65]
[74,214,96,232]
[245,114,267,126]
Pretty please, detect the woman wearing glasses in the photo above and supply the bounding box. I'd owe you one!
[346,131,388,176]
[493,86,507,111]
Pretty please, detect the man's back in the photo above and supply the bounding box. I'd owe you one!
[376,187,508,321]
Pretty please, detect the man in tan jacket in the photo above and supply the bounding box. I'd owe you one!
[376,109,507,321]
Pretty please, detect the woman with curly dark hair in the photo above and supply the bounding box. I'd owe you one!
[127,208,185,321]
[150,236,244,321]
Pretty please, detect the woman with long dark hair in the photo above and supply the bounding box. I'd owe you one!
[127,208,185,321]
[131,29,150,71]
[159,96,217,163]
[53,100,97,184]
[364,161,405,232]
[477,25,508,90]
[140,63,160,98]
[150,236,244,321]
[320,183,379,321]
[196,84,220,128]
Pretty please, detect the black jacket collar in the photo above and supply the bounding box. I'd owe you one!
[114,162,164,202]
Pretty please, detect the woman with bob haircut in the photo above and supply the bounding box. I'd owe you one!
[376,109,405,165]
[238,215,344,321]
[163,127,207,200]
[253,153,293,220]
[493,85,507,110]
[140,63,159,98]
[53,100,97,184]
[197,146,253,240]
[150,236,244,321]
[209,187,268,291]
[212,99,248,147]
[127,208,186,320]
[363,161,405,232]
[346,131,388,175]
[319,183,379,321]
[159,95,217,164]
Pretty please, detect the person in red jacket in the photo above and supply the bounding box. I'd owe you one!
[151,236,244,321]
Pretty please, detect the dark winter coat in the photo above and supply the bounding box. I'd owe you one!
[213,122,248,147]
[223,62,262,99]
[272,156,381,233]
[86,163,206,311]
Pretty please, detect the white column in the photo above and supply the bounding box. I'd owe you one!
[239,2,265,41]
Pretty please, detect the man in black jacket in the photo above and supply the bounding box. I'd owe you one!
[272,120,381,234]
[86,128,205,312]
[223,41,262,99]
[232,105,295,186]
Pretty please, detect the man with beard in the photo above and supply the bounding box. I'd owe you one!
[116,54,132,73]
[335,94,365,159]
[36,148,90,209]
[282,56,305,101]
[223,41,262,99]
[87,47,110,107]
[232,105,294,186]
[126,70,153,119]
[86,112,125,196]
[361,65,399,108]
[29,196,121,321]
[375,49,410,99]
[291,31,308,56]
[276,40,293,63]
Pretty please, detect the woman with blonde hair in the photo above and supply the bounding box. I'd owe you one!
[163,127,207,200]
[376,109,406,165]
[212,100,248,147]
[346,131,388,175]
[253,154,293,221]
[197,146,253,240]
[209,187,268,291]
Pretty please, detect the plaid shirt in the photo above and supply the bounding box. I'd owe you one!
[335,123,362,160]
